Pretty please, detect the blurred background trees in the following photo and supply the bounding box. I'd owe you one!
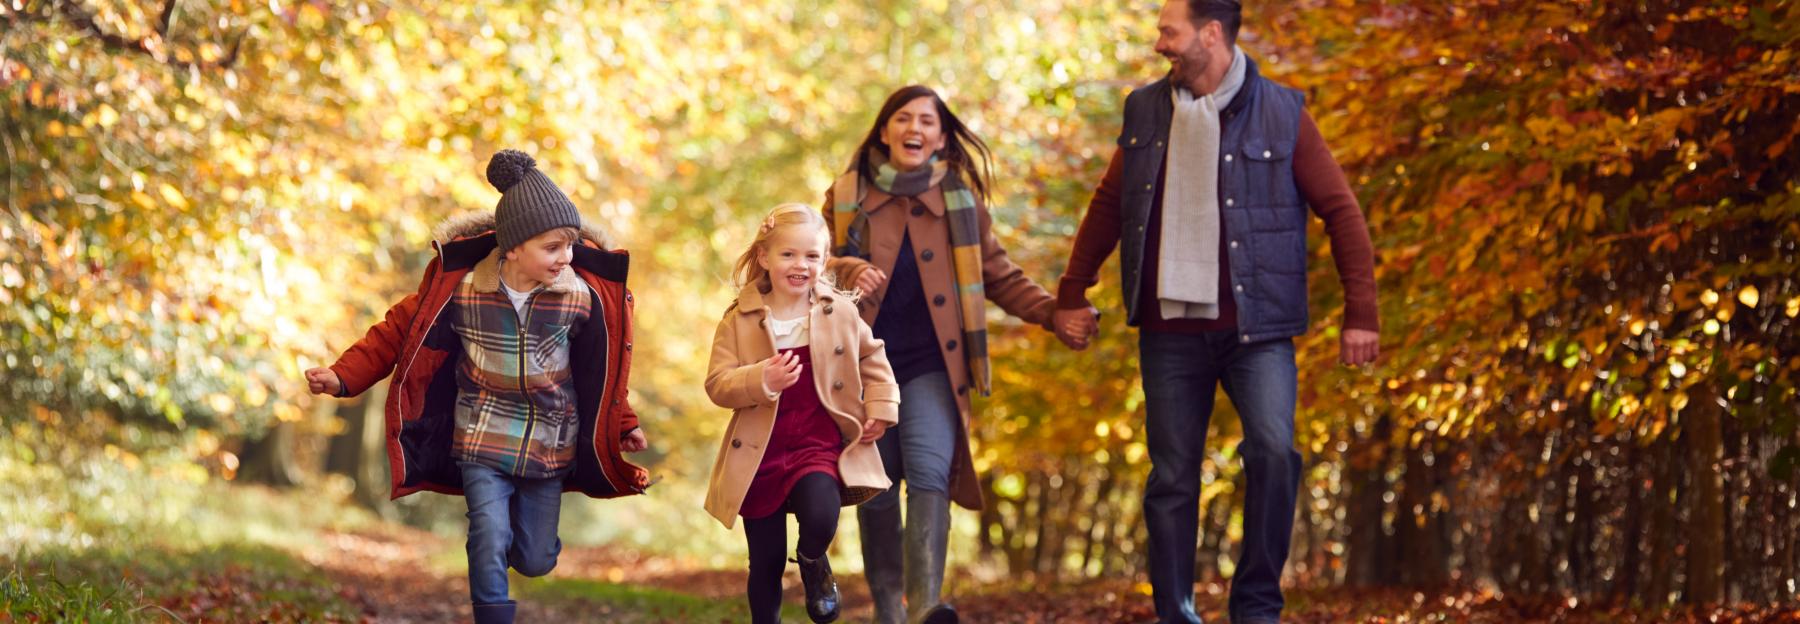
[4,0,1796,606]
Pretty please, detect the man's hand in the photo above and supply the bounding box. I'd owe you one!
[1341,328,1380,366]
[304,367,343,396]
[621,428,649,453]
[1052,307,1100,350]
[860,420,889,444]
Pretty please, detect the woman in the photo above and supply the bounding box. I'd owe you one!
[822,85,1061,624]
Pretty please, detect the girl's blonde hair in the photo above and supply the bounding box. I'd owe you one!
[732,203,836,291]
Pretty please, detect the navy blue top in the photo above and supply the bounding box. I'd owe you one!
[872,231,946,386]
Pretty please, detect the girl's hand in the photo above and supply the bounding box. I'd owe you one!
[621,428,649,453]
[762,351,804,393]
[860,420,889,444]
[305,367,343,396]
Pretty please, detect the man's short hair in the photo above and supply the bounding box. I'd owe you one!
[1187,0,1242,47]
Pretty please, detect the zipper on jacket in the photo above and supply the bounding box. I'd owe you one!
[515,290,538,477]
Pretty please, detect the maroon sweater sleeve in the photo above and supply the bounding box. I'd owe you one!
[1294,112,1380,332]
[1056,148,1126,310]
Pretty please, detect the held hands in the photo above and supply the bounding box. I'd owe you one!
[304,367,343,396]
[1341,328,1380,366]
[761,351,804,393]
[860,420,889,444]
[1052,307,1101,351]
[621,428,649,453]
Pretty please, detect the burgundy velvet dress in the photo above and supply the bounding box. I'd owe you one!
[738,345,845,519]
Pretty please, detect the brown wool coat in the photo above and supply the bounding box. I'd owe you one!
[823,182,1057,510]
[703,280,901,528]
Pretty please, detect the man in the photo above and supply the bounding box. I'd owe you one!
[1053,1,1380,622]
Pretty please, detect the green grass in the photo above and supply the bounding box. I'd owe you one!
[3,544,362,623]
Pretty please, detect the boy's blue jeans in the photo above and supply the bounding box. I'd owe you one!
[1138,330,1302,624]
[460,461,564,606]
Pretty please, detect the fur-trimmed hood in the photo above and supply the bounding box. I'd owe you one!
[433,211,618,251]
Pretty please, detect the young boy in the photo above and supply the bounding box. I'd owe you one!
[305,149,650,624]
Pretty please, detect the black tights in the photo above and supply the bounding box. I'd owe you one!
[743,472,841,624]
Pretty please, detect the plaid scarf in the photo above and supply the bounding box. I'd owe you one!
[830,149,992,396]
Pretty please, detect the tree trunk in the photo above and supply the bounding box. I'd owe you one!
[1685,386,1726,604]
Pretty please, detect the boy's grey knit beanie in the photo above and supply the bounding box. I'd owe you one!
[486,149,582,251]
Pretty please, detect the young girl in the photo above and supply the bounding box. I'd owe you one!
[824,85,1063,624]
[704,203,900,624]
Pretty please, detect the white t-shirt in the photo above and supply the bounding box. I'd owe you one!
[498,279,538,320]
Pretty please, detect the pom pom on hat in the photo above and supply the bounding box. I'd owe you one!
[486,149,536,193]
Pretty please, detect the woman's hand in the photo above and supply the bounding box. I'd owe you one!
[762,351,804,393]
[852,267,888,294]
[860,420,889,444]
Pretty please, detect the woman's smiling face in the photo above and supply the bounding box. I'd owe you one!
[879,95,947,172]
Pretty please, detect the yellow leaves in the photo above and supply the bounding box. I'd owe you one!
[1787,297,1800,318]
[1737,285,1760,308]
[84,104,121,129]
[159,184,190,210]
[1701,289,1720,306]
[1581,192,1605,232]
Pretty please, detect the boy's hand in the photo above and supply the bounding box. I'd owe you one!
[859,420,888,444]
[621,428,648,453]
[304,367,343,396]
[761,351,804,394]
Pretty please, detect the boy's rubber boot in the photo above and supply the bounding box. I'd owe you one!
[794,550,842,623]
[472,601,516,624]
[904,491,957,624]
[858,503,906,624]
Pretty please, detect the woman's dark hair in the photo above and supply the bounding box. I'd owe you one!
[850,85,993,200]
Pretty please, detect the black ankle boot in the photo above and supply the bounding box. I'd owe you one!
[793,551,841,623]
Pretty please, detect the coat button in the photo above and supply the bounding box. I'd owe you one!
[625,292,633,302]
[759,319,766,328]
[833,381,844,391]
[1225,198,1234,207]
[824,304,834,315]
[731,439,742,448]
[613,399,621,406]
[957,385,968,396]
[946,339,958,351]
[834,345,845,355]
[624,342,633,351]
[1224,154,1233,163]
[1264,150,1273,158]
[911,205,925,217]
[1129,136,1138,145]
[933,294,946,307]
[920,249,934,261]
[1235,284,1244,292]
[1229,241,1239,249]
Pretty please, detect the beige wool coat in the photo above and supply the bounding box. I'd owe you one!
[703,280,901,528]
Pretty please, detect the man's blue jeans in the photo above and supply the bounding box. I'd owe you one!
[1138,330,1302,624]
[460,461,564,606]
